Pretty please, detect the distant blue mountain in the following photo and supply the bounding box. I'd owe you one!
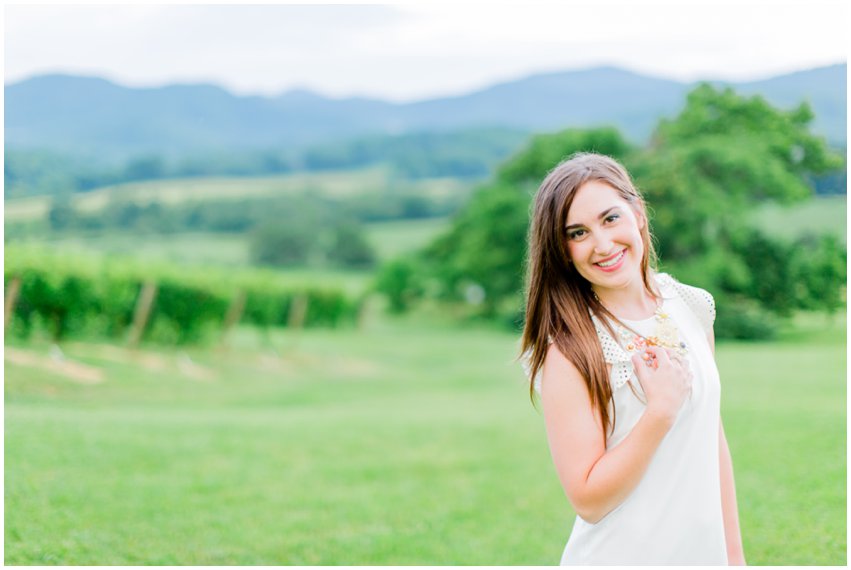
[4,63,845,161]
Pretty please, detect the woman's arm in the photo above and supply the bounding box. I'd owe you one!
[719,420,746,564]
[541,344,686,523]
[708,328,746,565]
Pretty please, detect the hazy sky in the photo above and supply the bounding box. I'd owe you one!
[4,2,847,102]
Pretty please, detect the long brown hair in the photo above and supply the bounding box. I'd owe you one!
[520,152,659,444]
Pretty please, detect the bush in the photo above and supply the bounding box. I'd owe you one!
[374,259,424,313]
[714,296,778,340]
[249,219,317,267]
[791,234,847,313]
[326,223,376,269]
[145,279,230,344]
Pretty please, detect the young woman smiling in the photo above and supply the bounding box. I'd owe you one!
[521,153,745,565]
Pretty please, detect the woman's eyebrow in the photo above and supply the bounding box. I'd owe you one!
[565,207,621,230]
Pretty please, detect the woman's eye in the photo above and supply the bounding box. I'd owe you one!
[568,229,587,240]
[605,214,620,223]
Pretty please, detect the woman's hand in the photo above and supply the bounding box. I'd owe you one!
[631,346,692,423]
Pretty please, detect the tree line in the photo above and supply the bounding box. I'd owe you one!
[43,189,460,234]
[4,128,528,198]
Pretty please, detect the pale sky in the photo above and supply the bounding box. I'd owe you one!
[4,1,848,102]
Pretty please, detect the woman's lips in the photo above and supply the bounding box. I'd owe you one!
[594,249,626,272]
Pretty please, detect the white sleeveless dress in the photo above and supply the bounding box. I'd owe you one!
[530,273,728,565]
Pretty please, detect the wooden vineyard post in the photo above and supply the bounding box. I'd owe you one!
[4,276,22,332]
[280,293,309,353]
[127,281,158,348]
[220,289,246,347]
[287,294,308,330]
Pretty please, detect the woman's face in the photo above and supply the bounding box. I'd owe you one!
[564,179,646,295]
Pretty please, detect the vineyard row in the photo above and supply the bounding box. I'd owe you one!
[4,245,363,345]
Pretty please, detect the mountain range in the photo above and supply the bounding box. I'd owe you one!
[5,63,846,161]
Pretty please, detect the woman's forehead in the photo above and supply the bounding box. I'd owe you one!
[565,180,631,223]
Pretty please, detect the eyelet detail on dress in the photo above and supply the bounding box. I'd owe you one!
[591,314,634,390]
[664,274,716,333]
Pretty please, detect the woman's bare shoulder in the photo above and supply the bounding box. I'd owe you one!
[541,343,588,402]
[540,341,605,453]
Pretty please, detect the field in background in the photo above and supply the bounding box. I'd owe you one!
[363,218,449,261]
[753,195,847,243]
[3,167,470,222]
[7,217,450,266]
[14,232,253,266]
[4,312,846,565]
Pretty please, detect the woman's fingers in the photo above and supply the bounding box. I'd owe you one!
[632,347,691,384]
[664,348,687,368]
[631,352,647,373]
[632,346,675,372]
[631,346,693,413]
[642,345,672,370]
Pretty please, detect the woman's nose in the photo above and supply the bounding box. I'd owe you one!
[592,232,614,254]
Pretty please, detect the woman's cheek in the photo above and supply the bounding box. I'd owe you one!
[566,240,583,261]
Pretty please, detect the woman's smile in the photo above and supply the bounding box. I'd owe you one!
[594,248,627,272]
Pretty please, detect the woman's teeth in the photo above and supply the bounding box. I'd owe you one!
[596,250,625,267]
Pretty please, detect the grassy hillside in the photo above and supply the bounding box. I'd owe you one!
[3,167,470,223]
[19,232,253,266]
[753,195,847,243]
[3,221,451,267]
[363,218,449,260]
[4,313,845,564]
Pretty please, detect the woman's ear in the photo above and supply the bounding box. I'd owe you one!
[636,209,647,230]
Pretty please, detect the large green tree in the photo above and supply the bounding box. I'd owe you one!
[399,85,845,337]
[628,85,843,336]
[631,84,841,262]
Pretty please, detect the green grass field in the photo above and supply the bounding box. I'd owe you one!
[6,218,449,268]
[4,312,845,564]
[17,232,253,267]
[363,218,449,260]
[753,194,847,243]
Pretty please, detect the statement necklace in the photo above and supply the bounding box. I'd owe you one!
[594,292,689,358]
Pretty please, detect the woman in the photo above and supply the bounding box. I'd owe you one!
[520,153,745,565]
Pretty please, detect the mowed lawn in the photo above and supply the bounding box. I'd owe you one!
[4,314,846,565]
